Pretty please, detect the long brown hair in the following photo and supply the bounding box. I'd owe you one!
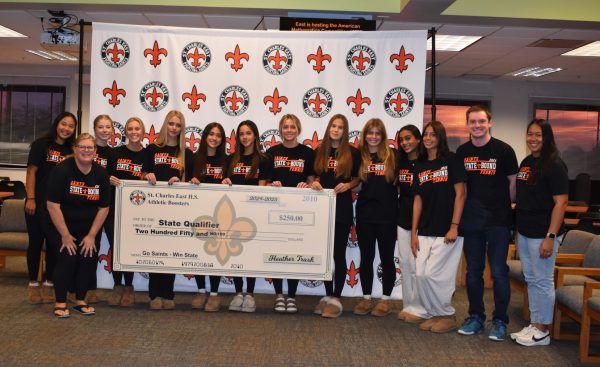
[358,118,396,183]
[419,121,450,160]
[155,110,186,175]
[193,122,227,180]
[227,120,264,178]
[315,114,352,179]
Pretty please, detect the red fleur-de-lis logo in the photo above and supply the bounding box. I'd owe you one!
[98,249,112,273]
[225,44,249,72]
[144,125,160,145]
[307,46,331,74]
[389,46,414,73]
[308,94,327,113]
[262,135,280,150]
[390,93,409,113]
[106,43,124,63]
[144,40,168,68]
[183,274,194,280]
[226,129,236,154]
[187,48,205,67]
[268,50,287,70]
[102,80,126,107]
[352,51,370,71]
[346,89,371,117]
[388,130,400,149]
[346,260,360,288]
[263,88,288,115]
[303,131,321,150]
[181,85,206,113]
[109,132,122,147]
[225,91,244,112]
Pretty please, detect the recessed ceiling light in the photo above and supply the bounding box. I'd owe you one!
[0,24,26,37]
[26,49,78,61]
[509,66,563,77]
[562,41,600,57]
[427,35,481,51]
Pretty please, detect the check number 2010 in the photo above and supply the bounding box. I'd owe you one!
[269,211,315,226]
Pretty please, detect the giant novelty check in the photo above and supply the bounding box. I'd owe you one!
[114,180,336,280]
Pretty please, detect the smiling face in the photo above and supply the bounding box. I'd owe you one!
[126,120,144,145]
[238,124,255,153]
[281,118,299,143]
[328,118,345,142]
[55,116,76,144]
[399,129,420,156]
[467,110,492,141]
[206,126,223,151]
[526,122,543,157]
[365,128,383,150]
[74,137,96,165]
[422,125,439,151]
[94,118,114,143]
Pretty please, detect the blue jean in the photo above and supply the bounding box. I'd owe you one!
[462,225,511,324]
[517,232,561,325]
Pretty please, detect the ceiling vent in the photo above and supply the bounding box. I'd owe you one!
[528,39,589,48]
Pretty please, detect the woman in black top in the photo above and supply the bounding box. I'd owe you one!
[353,118,398,317]
[395,124,426,323]
[47,133,110,317]
[190,122,228,312]
[143,110,194,310]
[263,113,315,314]
[105,117,146,307]
[311,114,360,318]
[25,112,77,304]
[511,119,568,347]
[411,121,466,333]
[222,120,268,313]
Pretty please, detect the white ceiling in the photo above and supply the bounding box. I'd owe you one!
[1,0,600,83]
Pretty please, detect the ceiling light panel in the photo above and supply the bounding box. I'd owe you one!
[0,24,26,37]
[427,35,481,51]
[509,66,563,77]
[562,41,600,56]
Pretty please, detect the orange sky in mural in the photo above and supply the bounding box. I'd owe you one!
[535,109,599,152]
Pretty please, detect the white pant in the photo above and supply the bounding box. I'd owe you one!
[397,226,428,318]
[415,235,464,317]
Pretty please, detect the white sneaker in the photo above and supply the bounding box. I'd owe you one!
[515,326,550,346]
[241,294,256,313]
[510,324,534,340]
[229,294,244,311]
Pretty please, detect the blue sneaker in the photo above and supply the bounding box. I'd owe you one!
[457,315,485,335]
[488,319,507,341]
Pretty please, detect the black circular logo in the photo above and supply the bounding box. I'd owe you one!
[219,85,249,116]
[185,126,203,153]
[129,190,146,206]
[346,45,376,76]
[300,279,323,288]
[259,129,282,151]
[302,87,333,118]
[377,257,402,287]
[262,44,293,75]
[181,42,211,72]
[101,37,130,68]
[107,120,126,148]
[139,81,169,112]
[383,87,414,118]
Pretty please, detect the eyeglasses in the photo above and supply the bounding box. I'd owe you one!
[76,145,96,151]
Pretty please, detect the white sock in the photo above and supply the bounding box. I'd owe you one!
[363,295,372,300]
[198,289,206,294]
[210,292,218,296]
[43,280,53,287]
[382,295,391,300]
[29,281,39,287]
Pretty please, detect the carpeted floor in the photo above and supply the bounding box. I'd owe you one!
[0,257,587,367]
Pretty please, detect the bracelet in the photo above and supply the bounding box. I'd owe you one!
[451,222,459,226]
[26,197,35,200]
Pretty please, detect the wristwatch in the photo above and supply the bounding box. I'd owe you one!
[546,232,556,239]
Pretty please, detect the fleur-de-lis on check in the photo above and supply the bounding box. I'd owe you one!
[192,195,256,265]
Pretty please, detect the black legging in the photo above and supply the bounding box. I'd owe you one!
[273,279,299,298]
[148,273,175,300]
[52,229,101,303]
[194,275,221,292]
[233,277,256,293]
[356,221,396,296]
[105,215,133,286]
[324,221,353,298]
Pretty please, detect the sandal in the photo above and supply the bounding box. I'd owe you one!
[274,297,286,313]
[72,304,96,316]
[54,306,70,318]
[286,297,298,314]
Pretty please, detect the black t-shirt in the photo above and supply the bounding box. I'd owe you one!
[413,153,467,237]
[456,138,518,228]
[227,154,269,186]
[143,144,194,182]
[27,138,73,202]
[107,145,145,214]
[396,157,417,230]
[94,145,111,170]
[193,153,227,184]
[316,146,360,224]
[263,144,315,187]
[47,157,110,234]
[516,155,568,238]
[356,150,398,224]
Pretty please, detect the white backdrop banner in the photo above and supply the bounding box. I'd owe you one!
[90,22,426,298]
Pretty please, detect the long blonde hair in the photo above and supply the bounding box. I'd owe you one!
[314,114,352,179]
[155,110,186,175]
[358,118,396,183]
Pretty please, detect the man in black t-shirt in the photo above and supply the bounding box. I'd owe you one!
[455,106,518,341]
